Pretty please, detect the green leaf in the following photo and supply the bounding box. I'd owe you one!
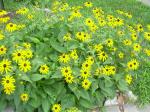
[79,98,94,109]
[30,74,46,81]
[51,71,62,79]
[61,94,75,109]
[30,37,40,43]
[20,74,32,83]
[50,38,67,53]
[42,99,50,112]
[117,80,128,92]
[79,89,90,101]
[66,40,80,50]
[0,97,7,112]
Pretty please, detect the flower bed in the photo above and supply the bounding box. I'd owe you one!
[0,0,150,112]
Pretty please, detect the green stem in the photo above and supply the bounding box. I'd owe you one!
[0,0,4,9]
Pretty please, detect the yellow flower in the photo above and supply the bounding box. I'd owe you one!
[61,66,72,77]
[76,32,91,42]
[131,33,138,41]
[103,65,116,76]
[0,33,5,40]
[3,84,15,95]
[94,44,103,52]
[125,74,132,84]
[144,49,150,56]
[5,23,17,32]
[0,45,7,55]
[0,10,7,16]
[118,52,124,59]
[1,75,15,86]
[137,24,143,32]
[127,59,139,70]
[84,2,93,7]
[63,33,71,41]
[52,104,61,112]
[20,93,29,102]
[144,32,150,41]
[86,56,94,65]
[81,61,91,70]
[65,74,74,83]
[12,49,25,62]
[98,51,108,62]
[70,49,78,60]
[117,31,124,36]
[0,59,12,74]
[27,14,33,20]
[98,19,106,27]
[115,18,124,26]
[85,18,94,26]
[105,38,113,47]
[39,64,49,74]
[123,39,132,46]
[133,43,141,52]
[23,49,33,59]
[95,67,103,76]
[80,69,91,79]
[18,60,31,72]
[58,54,70,63]
[16,7,29,15]
[82,79,91,90]
[23,42,31,49]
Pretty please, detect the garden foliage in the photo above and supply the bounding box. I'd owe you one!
[0,0,150,112]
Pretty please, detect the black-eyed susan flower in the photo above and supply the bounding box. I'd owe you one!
[18,60,31,72]
[23,49,33,59]
[133,43,141,52]
[144,32,150,41]
[0,59,12,74]
[58,53,70,63]
[137,24,143,32]
[84,2,93,8]
[82,79,91,90]
[125,74,132,84]
[144,49,150,56]
[23,42,31,49]
[65,74,74,84]
[1,75,15,87]
[98,18,106,27]
[85,18,94,26]
[52,104,61,112]
[105,38,113,47]
[16,7,29,15]
[5,23,17,32]
[0,33,5,40]
[63,33,72,41]
[131,33,138,41]
[3,84,16,95]
[127,59,139,70]
[0,45,7,55]
[12,49,25,62]
[27,14,33,20]
[94,44,103,52]
[20,93,29,102]
[123,39,132,46]
[39,64,49,74]
[98,51,108,62]
[81,61,91,70]
[80,69,91,79]
[118,52,124,59]
[70,49,78,60]
[86,56,94,65]
[61,66,72,77]
[95,67,104,76]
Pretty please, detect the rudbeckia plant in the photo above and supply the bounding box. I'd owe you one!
[0,0,150,112]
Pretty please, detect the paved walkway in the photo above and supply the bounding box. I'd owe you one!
[140,0,150,5]
[107,104,150,112]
